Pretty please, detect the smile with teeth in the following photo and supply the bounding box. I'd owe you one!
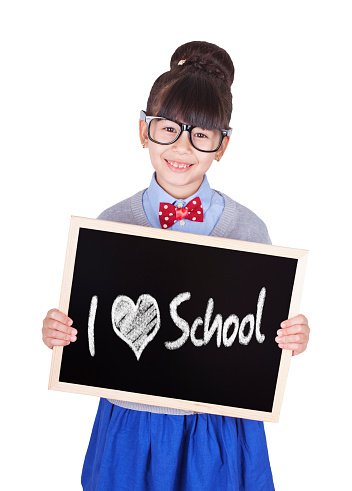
[165,159,194,169]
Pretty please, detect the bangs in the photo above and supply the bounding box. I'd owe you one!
[153,72,230,130]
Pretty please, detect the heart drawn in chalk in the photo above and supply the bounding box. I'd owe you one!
[111,294,161,361]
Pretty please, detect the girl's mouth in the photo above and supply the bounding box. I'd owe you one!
[165,159,194,172]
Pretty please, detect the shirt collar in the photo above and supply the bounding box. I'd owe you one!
[145,172,213,216]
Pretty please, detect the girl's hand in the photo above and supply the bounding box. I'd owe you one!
[275,314,310,356]
[42,308,77,349]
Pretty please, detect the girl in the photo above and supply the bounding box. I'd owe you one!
[42,41,310,490]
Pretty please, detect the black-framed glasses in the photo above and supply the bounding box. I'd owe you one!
[140,110,232,153]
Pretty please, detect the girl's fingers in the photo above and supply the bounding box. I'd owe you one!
[280,314,308,329]
[42,308,77,349]
[42,326,77,349]
[277,314,310,342]
[277,324,309,337]
[42,326,77,342]
[43,317,76,335]
[46,308,73,327]
[275,333,306,345]
[275,314,310,356]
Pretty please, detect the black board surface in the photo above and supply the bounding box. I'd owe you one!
[59,227,297,413]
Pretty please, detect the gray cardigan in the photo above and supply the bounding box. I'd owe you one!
[98,188,271,414]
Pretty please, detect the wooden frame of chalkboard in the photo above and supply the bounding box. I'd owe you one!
[49,216,308,422]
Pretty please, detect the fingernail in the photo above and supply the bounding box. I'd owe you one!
[281,322,286,328]
[71,335,77,342]
[277,330,282,336]
[279,344,284,348]
[68,319,73,326]
[71,328,78,335]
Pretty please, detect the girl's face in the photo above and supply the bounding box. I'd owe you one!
[139,120,230,199]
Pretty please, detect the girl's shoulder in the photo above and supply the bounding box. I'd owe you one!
[214,190,272,245]
[97,189,148,226]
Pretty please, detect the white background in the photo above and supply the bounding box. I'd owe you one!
[1,1,351,490]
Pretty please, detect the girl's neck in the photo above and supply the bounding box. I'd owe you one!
[155,174,203,200]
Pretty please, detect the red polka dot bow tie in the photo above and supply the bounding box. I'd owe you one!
[159,197,204,229]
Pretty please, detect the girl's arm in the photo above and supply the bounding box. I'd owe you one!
[275,314,310,356]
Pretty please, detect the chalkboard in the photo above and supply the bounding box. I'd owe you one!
[49,217,308,422]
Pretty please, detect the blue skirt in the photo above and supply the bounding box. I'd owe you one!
[81,399,274,490]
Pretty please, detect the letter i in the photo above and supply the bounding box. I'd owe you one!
[88,295,98,356]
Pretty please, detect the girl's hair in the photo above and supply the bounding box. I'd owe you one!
[146,41,235,131]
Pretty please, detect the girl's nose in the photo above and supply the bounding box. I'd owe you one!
[171,130,192,154]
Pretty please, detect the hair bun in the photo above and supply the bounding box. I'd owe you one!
[170,41,235,86]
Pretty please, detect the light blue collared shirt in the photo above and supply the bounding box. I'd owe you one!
[142,173,225,235]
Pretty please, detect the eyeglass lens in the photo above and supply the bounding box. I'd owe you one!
[149,119,222,152]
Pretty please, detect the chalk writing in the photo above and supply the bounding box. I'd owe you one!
[87,288,266,359]
[165,287,266,350]
[165,292,191,350]
[111,294,160,360]
[88,295,97,357]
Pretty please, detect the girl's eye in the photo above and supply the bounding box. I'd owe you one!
[163,126,177,133]
[193,132,208,139]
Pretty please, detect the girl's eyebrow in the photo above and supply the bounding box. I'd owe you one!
[159,114,217,131]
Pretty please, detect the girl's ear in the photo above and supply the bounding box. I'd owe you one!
[215,136,230,161]
[139,120,148,148]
